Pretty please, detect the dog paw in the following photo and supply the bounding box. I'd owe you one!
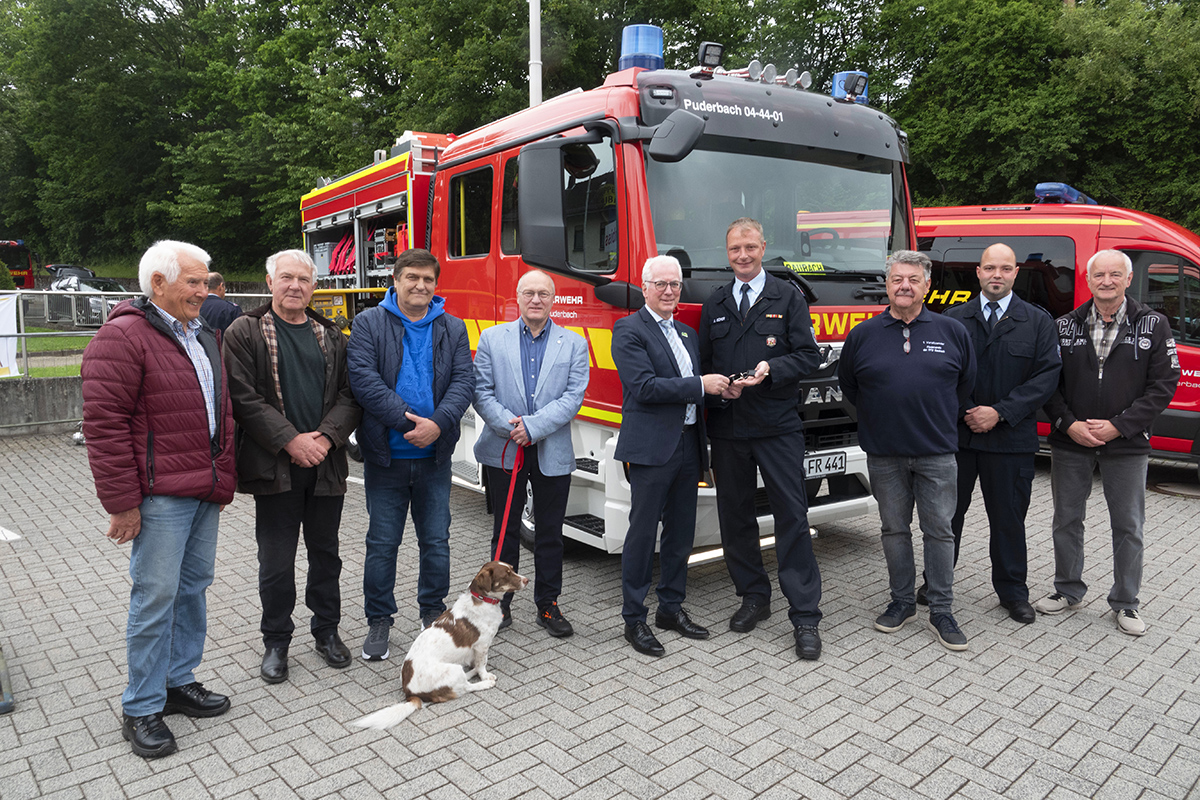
[478,677,496,689]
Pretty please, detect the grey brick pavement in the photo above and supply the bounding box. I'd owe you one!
[1,433,1199,799]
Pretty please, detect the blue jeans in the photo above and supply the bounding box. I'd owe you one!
[124,495,220,716]
[363,457,452,623]
[867,454,958,614]
[1049,446,1147,611]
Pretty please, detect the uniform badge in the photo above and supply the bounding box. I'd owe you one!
[1138,337,1151,350]
[766,336,777,347]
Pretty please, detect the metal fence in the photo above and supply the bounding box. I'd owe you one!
[1,290,270,377]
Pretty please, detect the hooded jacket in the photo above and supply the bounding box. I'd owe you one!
[1045,296,1179,455]
[346,290,474,467]
[82,296,236,513]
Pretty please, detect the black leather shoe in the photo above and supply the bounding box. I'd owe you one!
[624,621,665,656]
[655,608,710,639]
[916,583,929,606]
[315,633,352,668]
[1001,600,1036,625]
[794,625,822,661]
[261,647,288,684]
[729,600,770,632]
[163,682,230,718]
[122,712,177,759]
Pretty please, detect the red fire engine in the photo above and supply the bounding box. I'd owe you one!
[300,30,915,552]
[0,240,34,289]
[916,183,1200,474]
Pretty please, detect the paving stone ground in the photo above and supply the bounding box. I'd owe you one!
[1,432,1198,799]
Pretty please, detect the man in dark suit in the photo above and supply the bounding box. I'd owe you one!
[936,243,1061,624]
[699,218,825,660]
[200,272,243,333]
[612,255,730,656]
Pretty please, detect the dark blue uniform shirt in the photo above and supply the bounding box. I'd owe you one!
[838,307,976,457]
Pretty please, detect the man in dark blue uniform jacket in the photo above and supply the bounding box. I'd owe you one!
[612,255,730,657]
[699,217,825,661]
[938,243,1060,625]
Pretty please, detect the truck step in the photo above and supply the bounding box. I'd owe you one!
[565,514,605,536]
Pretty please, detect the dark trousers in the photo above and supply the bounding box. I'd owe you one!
[484,446,570,610]
[622,426,700,625]
[254,464,344,648]
[711,431,823,627]
[950,449,1035,605]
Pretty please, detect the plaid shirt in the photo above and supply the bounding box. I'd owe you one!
[1088,300,1128,381]
[150,303,217,437]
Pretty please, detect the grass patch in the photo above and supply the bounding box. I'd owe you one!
[21,364,81,378]
[19,326,93,352]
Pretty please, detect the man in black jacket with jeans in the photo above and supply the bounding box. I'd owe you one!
[937,243,1060,625]
[1037,249,1179,636]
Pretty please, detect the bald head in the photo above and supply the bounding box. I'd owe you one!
[977,243,1018,303]
[516,270,555,333]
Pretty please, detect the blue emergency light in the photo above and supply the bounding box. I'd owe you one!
[1034,182,1097,205]
[619,25,665,71]
[832,70,868,105]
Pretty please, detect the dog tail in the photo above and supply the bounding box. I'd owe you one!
[350,698,422,730]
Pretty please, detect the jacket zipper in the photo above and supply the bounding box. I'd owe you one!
[146,429,155,495]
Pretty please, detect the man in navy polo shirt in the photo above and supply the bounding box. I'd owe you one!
[838,251,976,651]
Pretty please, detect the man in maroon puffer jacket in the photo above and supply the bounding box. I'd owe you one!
[82,240,236,759]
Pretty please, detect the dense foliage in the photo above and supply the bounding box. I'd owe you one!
[1,0,1198,270]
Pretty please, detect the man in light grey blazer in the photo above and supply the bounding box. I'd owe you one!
[473,270,589,637]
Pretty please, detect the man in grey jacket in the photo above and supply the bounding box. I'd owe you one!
[224,249,361,683]
[473,270,589,636]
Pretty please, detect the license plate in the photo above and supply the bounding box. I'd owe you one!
[805,451,846,478]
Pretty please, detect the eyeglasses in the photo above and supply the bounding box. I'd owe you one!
[648,280,682,292]
[903,326,910,354]
[519,290,553,300]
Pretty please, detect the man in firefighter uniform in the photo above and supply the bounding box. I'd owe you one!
[699,217,825,661]
[937,243,1061,625]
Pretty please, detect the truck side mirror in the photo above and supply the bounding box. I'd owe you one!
[646,109,705,163]
[517,138,571,272]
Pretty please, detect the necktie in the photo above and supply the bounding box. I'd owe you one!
[987,301,1000,329]
[739,283,751,320]
[660,320,697,425]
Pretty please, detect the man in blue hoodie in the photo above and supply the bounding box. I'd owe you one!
[347,249,475,661]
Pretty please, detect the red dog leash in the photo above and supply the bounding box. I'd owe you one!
[493,439,526,562]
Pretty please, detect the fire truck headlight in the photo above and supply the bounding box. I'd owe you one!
[761,63,777,83]
[698,41,724,69]
[799,71,813,90]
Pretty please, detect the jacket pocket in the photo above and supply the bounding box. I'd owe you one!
[1007,341,1034,358]
[755,318,786,336]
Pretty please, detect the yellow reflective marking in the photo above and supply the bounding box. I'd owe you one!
[586,327,617,370]
[300,153,411,202]
[563,326,594,366]
[464,319,482,350]
[578,405,622,423]
[919,217,1139,227]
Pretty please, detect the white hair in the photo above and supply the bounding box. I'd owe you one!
[138,240,211,296]
[266,249,317,279]
[516,269,555,294]
[1086,249,1132,274]
[641,255,682,284]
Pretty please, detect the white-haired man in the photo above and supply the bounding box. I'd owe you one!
[472,270,589,636]
[1038,249,1179,635]
[224,249,362,682]
[82,240,236,758]
[611,255,730,656]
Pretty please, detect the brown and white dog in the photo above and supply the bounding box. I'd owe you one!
[351,561,528,730]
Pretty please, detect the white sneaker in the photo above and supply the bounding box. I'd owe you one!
[1116,609,1146,636]
[1034,593,1083,615]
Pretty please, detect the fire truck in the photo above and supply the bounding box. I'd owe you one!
[915,183,1200,474]
[0,240,35,289]
[300,29,915,553]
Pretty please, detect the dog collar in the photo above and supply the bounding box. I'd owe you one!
[471,591,501,605]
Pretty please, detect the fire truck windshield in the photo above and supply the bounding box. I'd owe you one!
[646,136,904,276]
